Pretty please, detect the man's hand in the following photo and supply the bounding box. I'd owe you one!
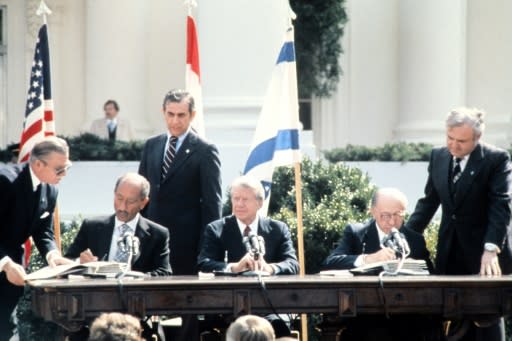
[480,250,501,276]
[230,253,274,274]
[365,247,396,264]
[79,248,98,264]
[47,253,75,267]
[4,260,26,286]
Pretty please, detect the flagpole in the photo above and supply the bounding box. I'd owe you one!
[36,0,62,252]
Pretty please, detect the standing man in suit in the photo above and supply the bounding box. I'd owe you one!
[321,188,440,341]
[139,89,222,340]
[198,175,299,275]
[0,137,74,339]
[89,99,135,141]
[65,173,172,277]
[138,89,222,275]
[406,107,512,340]
[322,187,433,272]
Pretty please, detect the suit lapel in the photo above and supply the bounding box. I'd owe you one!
[99,216,116,258]
[454,144,484,208]
[150,135,167,184]
[435,149,455,206]
[361,221,381,253]
[162,132,197,182]
[133,217,151,266]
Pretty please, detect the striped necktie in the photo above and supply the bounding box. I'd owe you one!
[452,157,462,183]
[161,136,178,180]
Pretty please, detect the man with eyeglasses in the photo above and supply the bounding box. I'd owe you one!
[322,187,432,271]
[321,188,440,341]
[0,136,74,339]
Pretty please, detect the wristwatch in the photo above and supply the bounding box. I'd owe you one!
[484,243,499,253]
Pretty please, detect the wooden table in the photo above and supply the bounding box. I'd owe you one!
[29,274,512,339]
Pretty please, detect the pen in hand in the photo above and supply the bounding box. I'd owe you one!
[100,253,107,261]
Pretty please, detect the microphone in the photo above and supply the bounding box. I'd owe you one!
[243,233,266,260]
[117,232,140,262]
[381,228,410,257]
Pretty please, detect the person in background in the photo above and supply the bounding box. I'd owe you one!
[0,136,74,340]
[65,172,172,277]
[88,312,144,341]
[406,107,512,341]
[89,99,135,141]
[225,315,275,341]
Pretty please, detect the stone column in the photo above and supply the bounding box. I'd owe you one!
[394,0,466,144]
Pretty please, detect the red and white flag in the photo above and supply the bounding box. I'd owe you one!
[19,24,55,163]
[185,14,205,137]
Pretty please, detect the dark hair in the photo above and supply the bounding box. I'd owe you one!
[88,312,143,341]
[104,99,120,112]
[162,89,195,114]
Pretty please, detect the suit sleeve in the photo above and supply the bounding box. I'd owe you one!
[321,225,361,270]
[484,151,512,247]
[406,150,441,234]
[0,175,13,260]
[148,226,173,276]
[271,222,299,275]
[199,143,222,243]
[197,222,226,273]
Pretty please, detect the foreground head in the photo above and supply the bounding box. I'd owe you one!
[104,99,120,119]
[370,188,408,234]
[230,176,265,225]
[29,136,71,185]
[226,315,276,341]
[162,89,196,137]
[445,107,484,158]
[114,173,150,222]
[88,312,143,341]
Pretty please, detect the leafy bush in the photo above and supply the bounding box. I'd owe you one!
[323,142,434,162]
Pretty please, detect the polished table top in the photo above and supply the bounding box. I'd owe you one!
[28,274,512,332]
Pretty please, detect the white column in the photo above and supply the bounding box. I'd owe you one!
[466,0,512,147]
[313,0,399,150]
[85,0,148,138]
[394,0,466,144]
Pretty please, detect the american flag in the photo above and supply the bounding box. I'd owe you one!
[18,24,55,163]
[19,24,55,266]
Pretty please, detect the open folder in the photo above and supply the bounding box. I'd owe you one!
[349,259,430,276]
[25,261,146,281]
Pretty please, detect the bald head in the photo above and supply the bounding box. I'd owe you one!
[370,188,408,234]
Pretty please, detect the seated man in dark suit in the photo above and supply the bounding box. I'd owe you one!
[198,176,299,337]
[66,172,172,276]
[321,187,442,341]
[198,175,299,275]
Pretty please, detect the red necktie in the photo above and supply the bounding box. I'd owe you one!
[243,226,251,237]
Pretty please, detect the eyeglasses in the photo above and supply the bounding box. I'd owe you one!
[379,211,405,221]
[39,159,72,176]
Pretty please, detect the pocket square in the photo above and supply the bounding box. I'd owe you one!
[40,211,50,219]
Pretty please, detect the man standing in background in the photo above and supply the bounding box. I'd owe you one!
[90,99,135,141]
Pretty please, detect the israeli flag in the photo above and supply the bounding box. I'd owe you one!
[243,27,301,215]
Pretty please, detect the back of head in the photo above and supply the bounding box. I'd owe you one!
[226,315,276,341]
[29,136,69,163]
[88,312,143,341]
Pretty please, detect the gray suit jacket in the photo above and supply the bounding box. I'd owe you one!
[406,143,512,274]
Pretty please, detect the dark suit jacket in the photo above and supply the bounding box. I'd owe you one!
[198,215,299,275]
[138,131,222,275]
[0,163,57,265]
[321,220,433,272]
[65,215,172,276]
[406,143,512,274]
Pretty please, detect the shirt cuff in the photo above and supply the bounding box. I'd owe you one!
[354,255,365,267]
[46,249,61,263]
[0,256,13,272]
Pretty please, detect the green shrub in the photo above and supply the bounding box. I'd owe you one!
[323,142,434,162]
